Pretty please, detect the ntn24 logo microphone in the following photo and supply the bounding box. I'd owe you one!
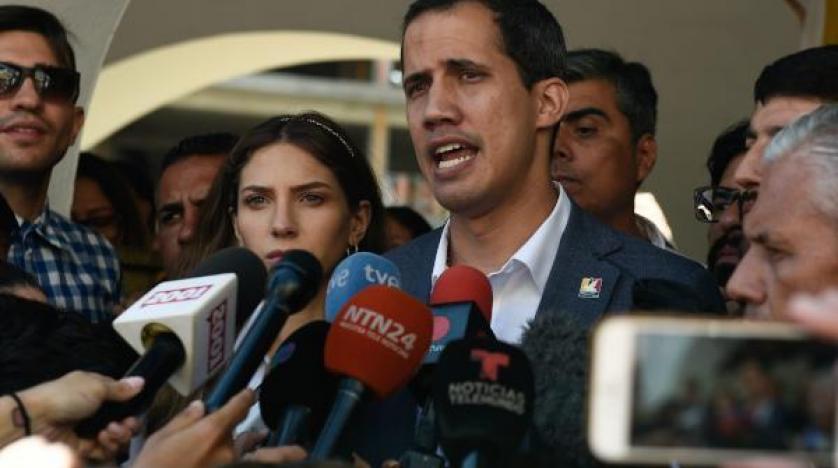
[339,304,417,356]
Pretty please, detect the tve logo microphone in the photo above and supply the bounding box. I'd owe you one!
[325,253,402,322]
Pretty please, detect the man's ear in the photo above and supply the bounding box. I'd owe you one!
[635,134,658,184]
[69,107,84,146]
[533,77,569,130]
[349,200,372,247]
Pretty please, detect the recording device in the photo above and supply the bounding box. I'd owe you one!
[310,285,433,459]
[75,247,266,437]
[518,311,593,466]
[432,337,535,468]
[324,252,402,322]
[259,320,339,447]
[425,265,493,364]
[204,250,322,412]
[588,315,837,466]
[400,265,495,468]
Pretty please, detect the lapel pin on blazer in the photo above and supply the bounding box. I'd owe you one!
[578,277,603,299]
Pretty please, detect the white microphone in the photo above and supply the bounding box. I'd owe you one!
[74,247,266,437]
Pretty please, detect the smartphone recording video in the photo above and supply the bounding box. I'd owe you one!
[589,316,837,466]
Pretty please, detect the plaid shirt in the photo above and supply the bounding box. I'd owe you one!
[7,206,121,322]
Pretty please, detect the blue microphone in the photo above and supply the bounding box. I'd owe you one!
[324,252,402,322]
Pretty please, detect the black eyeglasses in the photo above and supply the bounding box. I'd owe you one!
[693,186,757,223]
[0,61,80,103]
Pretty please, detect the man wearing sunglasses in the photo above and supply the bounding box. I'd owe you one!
[693,121,751,315]
[0,6,120,322]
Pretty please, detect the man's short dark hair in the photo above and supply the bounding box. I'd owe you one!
[0,261,41,294]
[160,132,238,175]
[707,120,749,187]
[754,45,838,105]
[402,0,566,88]
[0,5,76,70]
[564,49,658,141]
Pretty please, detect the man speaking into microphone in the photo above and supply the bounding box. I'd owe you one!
[355,0,725,464]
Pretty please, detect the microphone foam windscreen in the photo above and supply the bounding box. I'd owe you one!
[519,312,595,466]
[186,246,267,330]
[268,250,323,312]
[325,252,402,322]
[325,285,432,398]
[259,320,339,431]
[430,265,492,322]
[432,337,534,460]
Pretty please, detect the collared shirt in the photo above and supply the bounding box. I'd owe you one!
[7,205,121,323]
[636,214,677,252]
[431,185,571,344]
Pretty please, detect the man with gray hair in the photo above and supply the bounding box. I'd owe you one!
[727,104,838,319]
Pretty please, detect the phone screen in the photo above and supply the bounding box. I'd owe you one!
[631,333,837,454]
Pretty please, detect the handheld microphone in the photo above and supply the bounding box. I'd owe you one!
[433,337,534,468]
[325,252,402,322]
[518,312,594,467]
[402,266,495,467]
[75,247,266,437]
[310,285,433,459]
[204,249,322,412]
[425,265,494,365]
[259,320,339,447]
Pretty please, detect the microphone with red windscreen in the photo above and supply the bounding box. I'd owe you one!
[401,266,496,467]
[310,285,433,459]
[426,265,494,364]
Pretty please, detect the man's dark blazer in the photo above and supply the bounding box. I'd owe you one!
[349,199,725,464]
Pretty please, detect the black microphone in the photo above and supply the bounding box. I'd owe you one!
[518,312,596,467]
[75,247,266,438]
[402,266,495,468]
[259,320,339,447]
[433,337,534,468]
[204,250,322,412]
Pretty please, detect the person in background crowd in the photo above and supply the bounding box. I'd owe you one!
[155,132,236,278]
[72,152,159,300]
[0,6,120,322]
[72,152,149,249]
[552,49,671,250]
[693,121,751,315]
[384,205,432,250]
[728,104,838,319]
[735,45,838,192]
[112,158,156,235]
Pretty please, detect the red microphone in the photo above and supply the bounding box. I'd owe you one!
[310,285,433,458]
[401,266,496,465]
[426,265,494,364]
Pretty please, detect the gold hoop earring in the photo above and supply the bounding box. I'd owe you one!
[345,243,359,256]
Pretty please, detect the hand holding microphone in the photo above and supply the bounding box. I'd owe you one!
[1,371,144,462]
[74,247,267,438]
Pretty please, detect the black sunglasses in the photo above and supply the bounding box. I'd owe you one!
[693,186,757,223]
[0,61,80,103]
